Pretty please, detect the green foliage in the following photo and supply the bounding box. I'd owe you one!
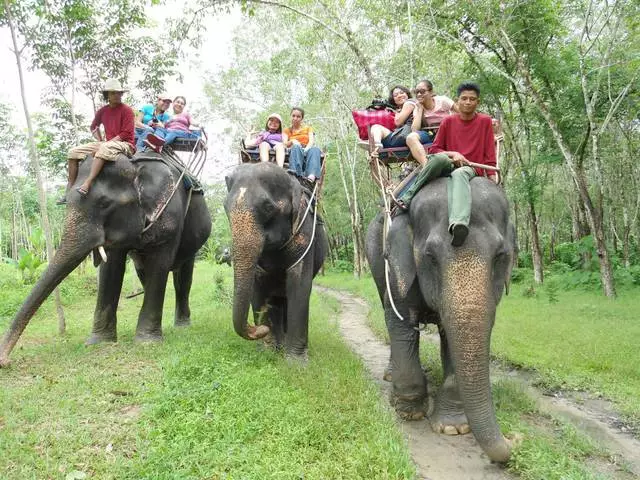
[16,247,44,284]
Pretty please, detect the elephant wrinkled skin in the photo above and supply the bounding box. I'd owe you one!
[0,154,212,367]
[224,163,327,359]
[366,176,516,463]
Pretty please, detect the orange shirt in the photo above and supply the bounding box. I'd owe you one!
[284,125,313,147]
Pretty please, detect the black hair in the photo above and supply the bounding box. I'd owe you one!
[265,116,282,133]
[102,92,109,102]
[387,85,412,108]
[291,107,305,119]
[174,96,187,104]
[456,82,481,97]
[416,79,434,92]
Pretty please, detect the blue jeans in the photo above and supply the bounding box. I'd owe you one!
[155,128,200,145]
[135,126,156,150]
[288,144,322,179]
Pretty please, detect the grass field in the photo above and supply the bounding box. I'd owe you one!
[316,271,640,479]
[2,263,638,479]
[0,263,415,479]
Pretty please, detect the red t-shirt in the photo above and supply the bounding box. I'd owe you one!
[91,103,135,148]
[428,113,496,175]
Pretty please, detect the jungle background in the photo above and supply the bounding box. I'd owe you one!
[1,0,640,479]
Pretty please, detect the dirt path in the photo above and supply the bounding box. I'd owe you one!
[318,287,640,480]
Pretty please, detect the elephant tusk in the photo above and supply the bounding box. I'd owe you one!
[98,246,108,263]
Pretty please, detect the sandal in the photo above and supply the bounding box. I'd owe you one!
[76,186,89,198]
[144,139,162,154]
[393,198,408,211]
[56,196,67,205]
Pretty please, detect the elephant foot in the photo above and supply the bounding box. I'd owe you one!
[390,392,427,420]
[85,332,117,345]
[383,363,392,382]
[134,331,163,343]
[174,318,191,328]
[430,377,470,435]
[285,350,309,365]
[429,410,470,435]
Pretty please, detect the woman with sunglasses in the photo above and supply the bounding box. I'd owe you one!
[405,79,456,165]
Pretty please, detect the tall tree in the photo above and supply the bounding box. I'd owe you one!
[2,0,66,333]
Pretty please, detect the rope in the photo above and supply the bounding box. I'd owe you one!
[372,156,404,321]
[282,181,319,271]
[287,201,318,272]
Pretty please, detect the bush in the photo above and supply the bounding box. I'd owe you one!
[510,267,531,284]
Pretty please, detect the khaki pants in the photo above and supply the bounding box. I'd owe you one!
[68,141,134,161]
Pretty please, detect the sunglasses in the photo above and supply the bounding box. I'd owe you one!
[414,88,431,95]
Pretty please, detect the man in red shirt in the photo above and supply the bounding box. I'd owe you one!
[395,82,497,246]
[58,78,135,204]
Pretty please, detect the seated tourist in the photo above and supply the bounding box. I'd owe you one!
[395,82,497,247]
[135,93,172,151]
[244,113,285,166]
[406,79,456,165]
[283,107,322,184]
[58,78,135,204]
[144,96,201,153]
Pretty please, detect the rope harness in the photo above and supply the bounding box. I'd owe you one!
[282,181,319,272]
[139,138,207,234]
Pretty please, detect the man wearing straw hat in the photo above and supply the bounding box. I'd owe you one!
[58,78,135,204]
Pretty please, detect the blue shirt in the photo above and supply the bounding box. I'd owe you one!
[138,104,171,125]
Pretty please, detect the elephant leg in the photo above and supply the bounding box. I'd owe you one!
[430,325,470,435]
[268,296,286,350]
[387,298,427,420]
[135,252,172,341]
[284,265,313,360]
[86,249,127,345]
[173,256,195,327]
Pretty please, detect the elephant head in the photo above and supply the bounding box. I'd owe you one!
[224,163,305,341]
[0,156,176,366]
[371,176,516,463]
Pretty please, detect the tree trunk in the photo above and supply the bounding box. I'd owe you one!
[6,0,66,333]
[527,204,544,284]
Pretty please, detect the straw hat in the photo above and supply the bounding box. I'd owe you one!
[101,78,127,93]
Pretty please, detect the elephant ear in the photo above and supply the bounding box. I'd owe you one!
[134,162,175,222]
[385,214,417,298]
[504,221,518,295]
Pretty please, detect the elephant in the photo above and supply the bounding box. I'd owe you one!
[224,162,327,359]
[0,153,212,367]
[365,176,516,463]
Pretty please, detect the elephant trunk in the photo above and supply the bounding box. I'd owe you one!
[0,216,100,366]
[443,252,511,463]
[230,208,270,340]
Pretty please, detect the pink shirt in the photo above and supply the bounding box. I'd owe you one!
[165,112,193,132]
[422,95,455,127]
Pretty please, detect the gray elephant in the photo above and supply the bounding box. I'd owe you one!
[366,176,516,463]
[0,154,212,366]
[224,162,327,359]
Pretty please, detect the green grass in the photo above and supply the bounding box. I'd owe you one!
[0,263,416,479]
[316,270,638,479]
[494,283,640,429]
